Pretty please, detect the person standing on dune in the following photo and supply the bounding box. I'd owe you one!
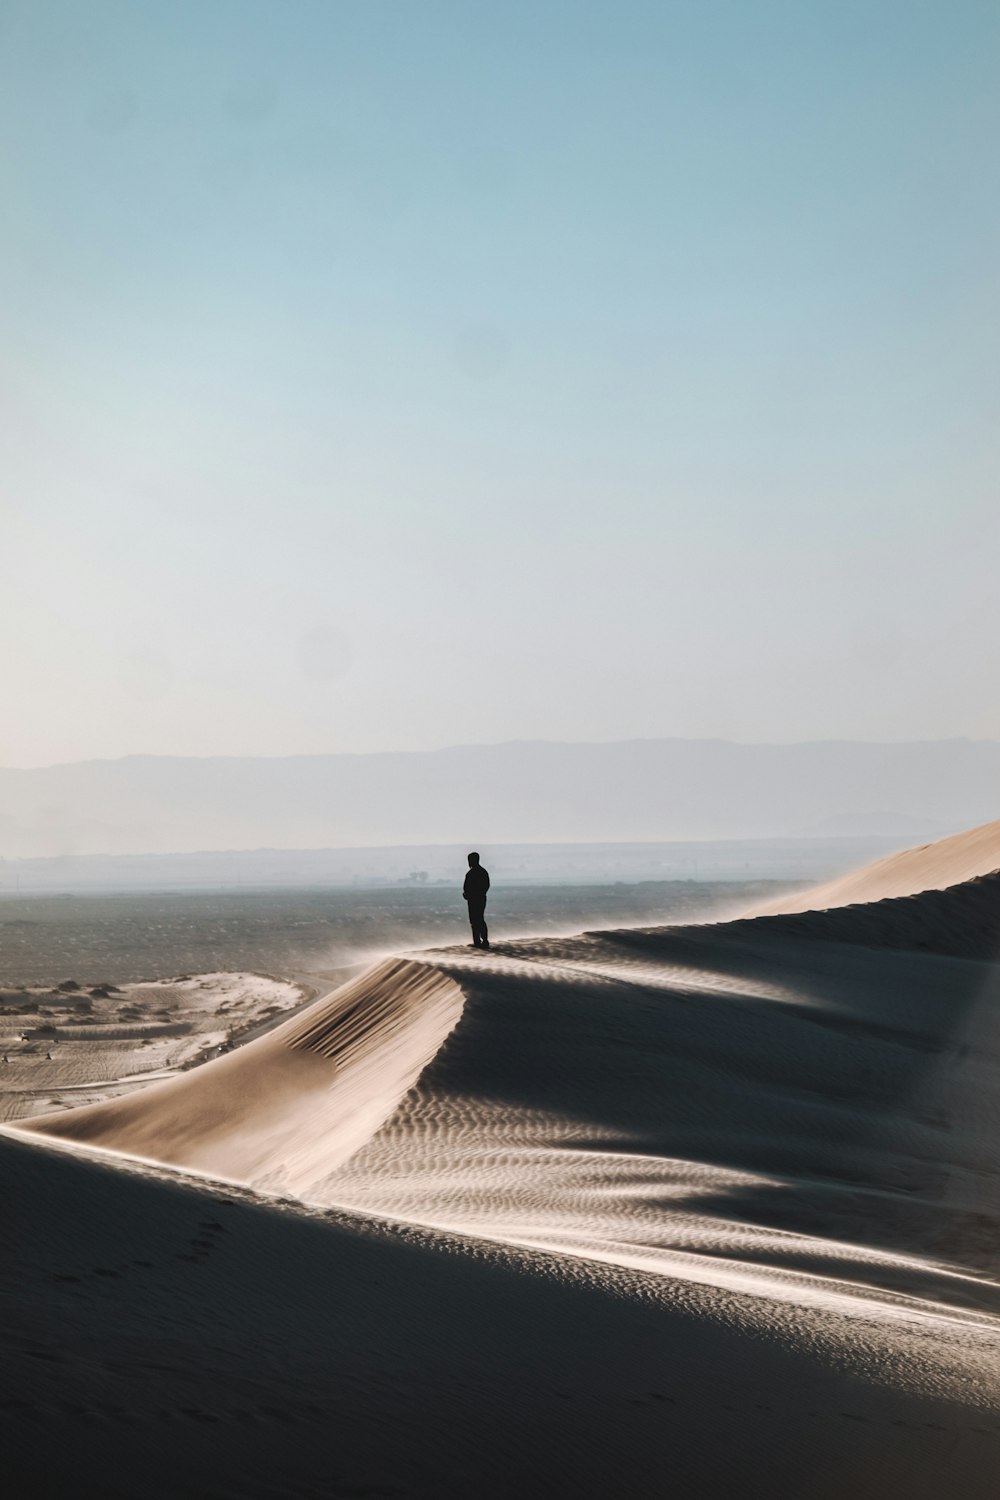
[463,851,491,950]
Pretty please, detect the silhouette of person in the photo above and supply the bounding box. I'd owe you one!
[463,851,490,950]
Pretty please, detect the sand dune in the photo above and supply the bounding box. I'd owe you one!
[751,813,1000,915]
[25,873,1000,1304]
[324,903,1000,1305]
[12,830,1000,1495]
[729,868,1000,959]
[27,959,463,1192]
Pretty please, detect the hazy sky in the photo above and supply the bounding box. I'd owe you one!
[3,0,998,767]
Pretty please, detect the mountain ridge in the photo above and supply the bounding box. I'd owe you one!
[1,737,998,858]
[6,731,998,774]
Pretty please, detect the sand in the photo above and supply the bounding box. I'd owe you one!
[751,812,1000,915]
[25,959,464,1190]
[5,822,1000,1496]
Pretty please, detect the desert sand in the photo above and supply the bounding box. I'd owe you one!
[751,812,1000,915]
[5,822,1000,1497]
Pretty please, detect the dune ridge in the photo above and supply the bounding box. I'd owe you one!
[752,812,1000,916]
[718,868,1000,959]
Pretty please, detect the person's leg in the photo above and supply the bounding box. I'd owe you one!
[478,909,489,948]
[468,903,482,946]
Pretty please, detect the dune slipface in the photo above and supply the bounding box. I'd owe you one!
[26,957,464,1194]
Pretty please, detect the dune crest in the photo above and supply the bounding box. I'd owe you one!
[750,813,1000,916]
[721,869,1000,959]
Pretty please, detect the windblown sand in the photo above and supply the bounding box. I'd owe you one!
[5,823,1000,1497]
[751,811,1000,915]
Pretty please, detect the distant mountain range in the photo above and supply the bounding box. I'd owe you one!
[0,738,997,862]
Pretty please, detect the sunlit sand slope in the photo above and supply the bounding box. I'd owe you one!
[26,958,463,1193]
[751,814,1000,915]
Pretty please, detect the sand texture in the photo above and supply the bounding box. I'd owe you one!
[6,826,1000,1496]
[26,959,464,1192]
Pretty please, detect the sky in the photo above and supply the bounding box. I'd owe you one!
[2,0,999,767]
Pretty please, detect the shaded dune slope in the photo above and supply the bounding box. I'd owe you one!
[6,1129,999,1500]
[752,813,1000,915]
[722,868,1000,959]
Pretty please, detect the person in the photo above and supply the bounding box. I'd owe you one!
[463,851,491,950]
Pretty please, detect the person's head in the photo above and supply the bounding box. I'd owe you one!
[467,851,480,867]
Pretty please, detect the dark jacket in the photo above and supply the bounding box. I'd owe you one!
[463,865,490,904]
